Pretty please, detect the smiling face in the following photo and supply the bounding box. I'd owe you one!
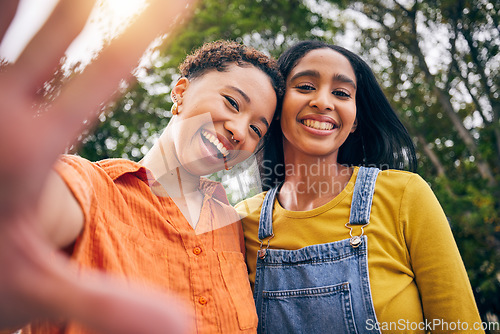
[169,63,277,176]
[280,48,358,161]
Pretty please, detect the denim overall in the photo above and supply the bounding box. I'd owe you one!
[253,167,381,334]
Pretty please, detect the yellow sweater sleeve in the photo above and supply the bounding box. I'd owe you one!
[401,174,483,333]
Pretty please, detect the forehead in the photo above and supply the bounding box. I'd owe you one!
[191,63,277,118]
[290,48,356,83]
[192,63,271,89]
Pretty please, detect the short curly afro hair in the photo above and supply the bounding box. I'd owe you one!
[179,40,284,102]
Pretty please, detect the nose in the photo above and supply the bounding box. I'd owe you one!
[224,120,246,146]
[309,88,334,112]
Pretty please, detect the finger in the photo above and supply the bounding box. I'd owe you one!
[45,0,200,150]
[12,0,96,95]
[0,217,194,333]
[68,273,195,334]
[0,217,59,327]
[0,0,20,44]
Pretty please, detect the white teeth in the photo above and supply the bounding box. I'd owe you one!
[302,119,335,130]
[201,130,229,157]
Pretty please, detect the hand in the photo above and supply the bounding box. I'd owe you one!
[0,0,198,332]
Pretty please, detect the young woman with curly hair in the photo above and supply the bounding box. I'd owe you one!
[23,40,284,334]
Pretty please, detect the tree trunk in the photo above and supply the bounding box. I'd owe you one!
[416,134,446,177]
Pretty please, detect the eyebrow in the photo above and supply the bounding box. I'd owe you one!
[333,73,357,90]
[289,69,320,82]
[261,117,270,130]
[290,70,357,90]
[226,85,270,130]
[226,85,250,103]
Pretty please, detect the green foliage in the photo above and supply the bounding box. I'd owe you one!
[76,0,499,322]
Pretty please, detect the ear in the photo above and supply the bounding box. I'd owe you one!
[171,77,190,106]
[350,118,358,133]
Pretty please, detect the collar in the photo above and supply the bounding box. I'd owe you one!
[95,159,230,205]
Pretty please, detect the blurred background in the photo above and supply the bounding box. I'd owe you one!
[1,0,499,328]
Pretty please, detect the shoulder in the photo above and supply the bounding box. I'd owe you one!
[95,158,144,180]
[375,169,432,196]
[57,156,146,183]
[54,156,147,202]
[57,154,97,170]
[235,191,267,219]
[372,169,441,218]
[376,169,447,225]
[54,154,103,187]
[57,155,132,174]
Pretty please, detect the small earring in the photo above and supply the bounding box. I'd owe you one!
[224,156,233,171]
[171,103,178,115]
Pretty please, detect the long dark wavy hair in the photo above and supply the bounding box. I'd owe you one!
[259,40,417,190]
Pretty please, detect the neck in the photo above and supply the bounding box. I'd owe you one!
[141,126,201,195]
[279,146,353,211]
[140,127,204,228]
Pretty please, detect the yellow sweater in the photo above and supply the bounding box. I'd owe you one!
[236,167,483,334]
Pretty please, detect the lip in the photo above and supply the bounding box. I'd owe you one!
[215,132,235,153]
[298,114,339,135]
[200,129,237,161]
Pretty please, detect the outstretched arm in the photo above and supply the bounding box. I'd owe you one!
[0,0,198,332]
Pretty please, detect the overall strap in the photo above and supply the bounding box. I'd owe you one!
[348,167,380,225]
[258,184,280,240]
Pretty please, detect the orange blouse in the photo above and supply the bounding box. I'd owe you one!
[25,155,257,334]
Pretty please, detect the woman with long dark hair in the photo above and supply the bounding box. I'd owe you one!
[237,40,482,334]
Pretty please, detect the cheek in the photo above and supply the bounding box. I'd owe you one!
[232,149,253,166]
[280,93,302,125]
[280,118,298,149]
[279,117,290,136]
[280,95,295,116]
[279,99,296,126]
[172,122,197,156]
[173,133,187,160]
[241,137,261,155]
[280,110,298,139]
[342,105,357,127]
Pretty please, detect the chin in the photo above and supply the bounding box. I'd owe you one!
[183,160,224,176]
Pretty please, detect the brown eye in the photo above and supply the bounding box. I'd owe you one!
[296,84,315,91]
[250,125,262,138]
[333,90,351,98]
[225,96,239,111]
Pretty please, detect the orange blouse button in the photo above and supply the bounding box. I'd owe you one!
[193,247,202,255]
[199,296,208,305]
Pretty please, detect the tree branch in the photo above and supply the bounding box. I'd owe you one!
[405,5,497,186]
[456,5,500,166]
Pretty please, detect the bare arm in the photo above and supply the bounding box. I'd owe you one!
[36,171,84,249]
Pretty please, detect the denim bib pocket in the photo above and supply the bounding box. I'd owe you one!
[260,282,358,334]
